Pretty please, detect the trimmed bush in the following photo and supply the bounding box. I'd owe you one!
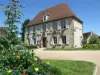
[83,44,100,48]
[25,45,37,49]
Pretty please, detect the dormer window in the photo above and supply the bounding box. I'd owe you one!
[43,14,49,22]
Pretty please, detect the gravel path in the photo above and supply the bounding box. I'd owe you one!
[35,49,100,75]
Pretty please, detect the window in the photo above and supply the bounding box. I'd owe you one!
[37,25,41,31]
[62,36,66,44]
[33,38,36,44]
[28,27,30,33]
[43,14,49,21]
[28,38,30,45]
[52,22,57,30]
[53,37,57,44]
[47,23,51,30]
[33,26,36,32]
[37,40,40,45]
[42,24,46,31]
[25,28,27,33]
[44,15,46,21]
[61,20,66,29]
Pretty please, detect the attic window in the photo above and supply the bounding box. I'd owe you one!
[43,14,49,22]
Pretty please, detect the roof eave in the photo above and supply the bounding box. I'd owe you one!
[25,16,83,27]
[72,16,83,24]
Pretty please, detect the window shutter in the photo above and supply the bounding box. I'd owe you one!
[57,36,59,44]
[57,21,61,30]
[31,37,34,45]
[66,35,70,44]
[50,37,54,45]
[66,20,69,28]
[32,38,34,45]
[59,36,62,44]
[25,28,28,34]
[35,38,37,44]
[28,38,30,45]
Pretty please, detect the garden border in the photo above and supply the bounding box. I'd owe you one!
[93,65,99,75]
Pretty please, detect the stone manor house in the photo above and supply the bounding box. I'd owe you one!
[24,3,83,48]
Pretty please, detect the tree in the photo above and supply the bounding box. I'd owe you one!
[0,0,24,46]
[4,0,24,33]
[82,37,87,44]
[89,36,99,44]
[21,19,30,42]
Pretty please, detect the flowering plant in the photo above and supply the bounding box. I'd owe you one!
[0,50,60,75]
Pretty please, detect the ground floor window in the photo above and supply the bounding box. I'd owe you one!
[53,37,57,44]
[37,40,40,45]
[62,36,66,44]
[28,38,30,45]
[33,38,36,44]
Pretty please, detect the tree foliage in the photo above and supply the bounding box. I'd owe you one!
[21,19,30,42]
[89,36,99,44]
[0,1,60,75]
[4,0,23,33]
[82,37,87,44]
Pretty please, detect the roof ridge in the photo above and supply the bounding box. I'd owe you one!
[26,3,82,26]
[41,3,67,12]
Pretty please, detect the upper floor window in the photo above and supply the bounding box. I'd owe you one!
[25,28,27,33]
[42,24,46,31]
[61,20,66,29]
[28,27,30,33]
[43,14,49,22]
[53,37,57,44]
[52,22,57,31]
[47,23,51,30]
[62,36,66,44]
[33,26,36,32]
[37,25,41,31]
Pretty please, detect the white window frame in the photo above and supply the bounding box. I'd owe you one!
[62,36,66,44]
[33,26,36,33]
[52,22,57,31]
[61,20,66,29]
[42,24,46,32]
[53,37,57,44]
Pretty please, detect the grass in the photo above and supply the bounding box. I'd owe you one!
[43,60,96,75]
[47,48,100,51]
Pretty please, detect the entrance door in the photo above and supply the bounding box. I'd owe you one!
[43,37,46,47]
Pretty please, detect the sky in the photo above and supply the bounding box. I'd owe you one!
[0,0,100,35]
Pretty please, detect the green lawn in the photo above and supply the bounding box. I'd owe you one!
[43,60,96,75]
[47,48,100,51]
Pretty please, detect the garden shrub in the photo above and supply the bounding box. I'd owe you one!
[0,50,60,75]
[0,35,60,75]
[25,44,37,49]
[89,36,99,44]
[0,0,60,74]
[82,38,87,44]
[0,35,10,49]
[14,45,27,50]
[83,44,100,48]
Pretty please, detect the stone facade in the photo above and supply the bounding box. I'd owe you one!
[24,17,83,48]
